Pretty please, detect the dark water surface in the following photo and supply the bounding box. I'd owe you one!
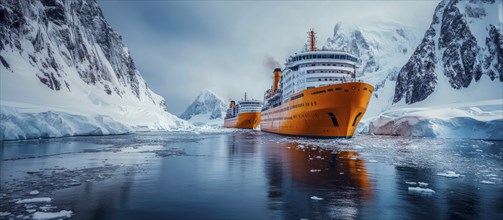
[1,131,502,219]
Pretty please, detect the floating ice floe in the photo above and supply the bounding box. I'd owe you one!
[297,145,305,149]
[0,212,11,217]
[352,145,365,149]
[365,102,503,140]
[32,210,73,220]
[368,159,378,163]
[15,197,52,204]
[310,169,321,173]
[418,182,429,187]
[405,181,417,185]
[480,180,496,185]
[408,187,435,194]
[29,190,39,195]
[436,171,462,178]
[310,196,324,201]
[40,205,57,212]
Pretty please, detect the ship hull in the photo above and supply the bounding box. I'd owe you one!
[261,82,373,138]
[224,112,261,129]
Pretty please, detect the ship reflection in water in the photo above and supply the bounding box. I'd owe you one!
[263,140,372,219]
[1,131,502,219]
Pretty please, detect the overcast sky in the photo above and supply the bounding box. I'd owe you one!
[98,0,440,115]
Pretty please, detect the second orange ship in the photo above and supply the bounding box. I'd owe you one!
[224,94,262,129]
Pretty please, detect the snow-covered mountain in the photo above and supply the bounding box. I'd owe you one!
[325,21,423,116]
[356,0,503,140]
[393,0,502,105]
[180,89,227,126]
[0,0,189,140]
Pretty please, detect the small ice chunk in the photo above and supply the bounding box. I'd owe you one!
[310,196,324,200]
[436,171,461,178]
[475,149,483,152]
[39,206,56,212]
[353,145,364,149]
[408,187,435,194]
[339,172,344,175]
[23,204,37,209]
[405,181,417,185]
[315,156,322,159]
[418,182,429,187]
[29,190,39,195]
[310,169,321,173]
[15,197,52,204]
[481,180,495,185]
[368,159,378,163]
[297,145,305,149]
[32,210,73,220]
[0,212,11,217]
[26,209,36,213]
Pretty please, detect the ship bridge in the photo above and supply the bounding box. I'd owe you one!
[279,31,361,102]
[280,50,361,101]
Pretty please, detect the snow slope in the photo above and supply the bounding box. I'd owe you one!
[325,20,423,117]
[0,0,190,140]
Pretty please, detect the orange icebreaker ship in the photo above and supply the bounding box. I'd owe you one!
[261,30,373,138]
[224,94,263,129]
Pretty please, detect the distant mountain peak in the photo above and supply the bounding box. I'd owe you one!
[180,89,227,121]
[197,89,220,102]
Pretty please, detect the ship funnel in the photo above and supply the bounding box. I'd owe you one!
[230,100,236,108]
[273,68,281,92]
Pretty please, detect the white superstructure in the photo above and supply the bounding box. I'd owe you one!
[280,50,361,102]
[225,98,263,119]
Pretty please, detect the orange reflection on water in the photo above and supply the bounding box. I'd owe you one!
[284,143,373,200]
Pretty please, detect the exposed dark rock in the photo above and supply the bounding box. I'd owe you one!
[485,25,503,81]
[393,0,501,104]
[0,0,152,100]
[0,55,9,69]
[394,26,437,104]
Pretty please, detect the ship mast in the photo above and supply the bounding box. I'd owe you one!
[308,29,317,51]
